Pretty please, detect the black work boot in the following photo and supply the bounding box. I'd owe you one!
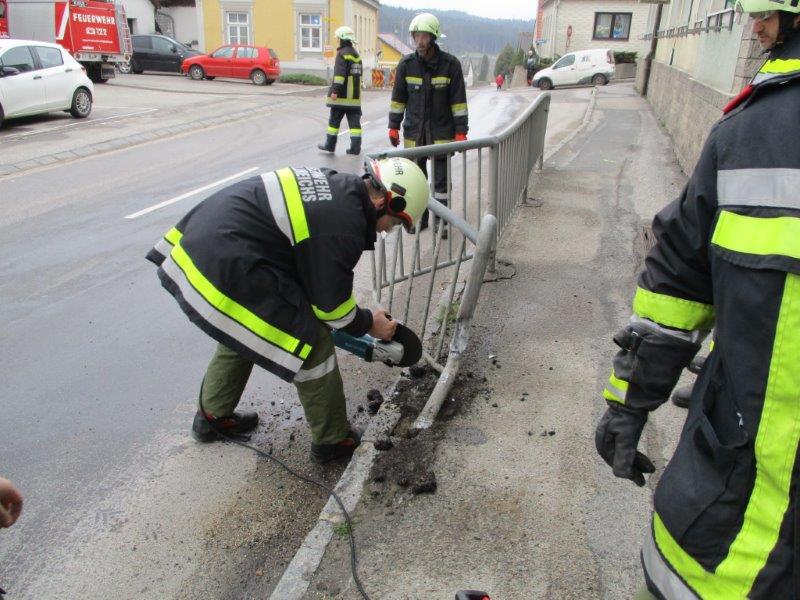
[192,410,259,442]
[671,384,693,409]
[345,139,361,155]
[310,428,362,464]
[317,134,337,154]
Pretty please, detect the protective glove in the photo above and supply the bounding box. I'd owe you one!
[595,403,655,487]
[388,128,400,147]
[454,132,467,142]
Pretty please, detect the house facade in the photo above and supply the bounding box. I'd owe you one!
[376,32,412,67]
[636,0,761,172]
[195,0,379,74]
[121,0,200,46]
[536,0,650,59]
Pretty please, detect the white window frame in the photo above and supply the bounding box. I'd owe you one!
[299,13,322,52]
[226,11,250,45]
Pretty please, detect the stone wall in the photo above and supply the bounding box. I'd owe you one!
[645,60,732,174]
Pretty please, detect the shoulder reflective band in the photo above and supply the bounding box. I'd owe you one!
[312,294,357,328]
[262,171,295,244]
[712,210,800,260]
[652,273,800,598]
[633,287,715,331]
[451,102,468,117]
[276,168,310,244]
[718,169,800,209]
[759,57,800,75]
[603,369,628,405]
[166,229,306,357]
[405,76,423,84]
[343,55,361,62]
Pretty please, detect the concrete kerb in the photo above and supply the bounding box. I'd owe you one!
[542,86,597,165]
[0,100,292,179]
[106,79,327,98]
[267,390,404,600]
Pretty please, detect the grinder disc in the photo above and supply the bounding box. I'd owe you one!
[389,323,422,367]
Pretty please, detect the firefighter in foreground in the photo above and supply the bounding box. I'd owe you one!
[388,12,468,234]
[147,158,428,463]
[595,1,800,597]
[318,26,363,156]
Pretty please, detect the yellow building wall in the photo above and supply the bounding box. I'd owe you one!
[328,0,345,46]
[379,40,401,65]
[202,1,222,51]
[254,2,293,60]
[351,0,378,63]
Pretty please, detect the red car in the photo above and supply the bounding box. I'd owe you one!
[182,45,280,85]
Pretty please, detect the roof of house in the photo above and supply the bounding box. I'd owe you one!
[377,33,414,57]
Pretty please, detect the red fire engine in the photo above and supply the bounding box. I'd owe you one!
[3,0,131,83]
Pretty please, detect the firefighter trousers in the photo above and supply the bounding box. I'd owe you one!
[414,152,448,228]
[324,107,362,152]
[199,322,349,445]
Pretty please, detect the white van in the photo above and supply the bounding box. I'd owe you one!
[532,48,615,91]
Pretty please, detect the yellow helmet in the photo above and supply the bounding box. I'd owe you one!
[364,157,429,231]
[335,25,357,42]
[409,13,443,39]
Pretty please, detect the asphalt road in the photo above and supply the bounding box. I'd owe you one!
[0,78,592,598]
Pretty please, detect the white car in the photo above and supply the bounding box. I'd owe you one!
[533,49,615,91]
[0,39,94,127]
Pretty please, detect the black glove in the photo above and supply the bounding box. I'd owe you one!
[595,403,655,487]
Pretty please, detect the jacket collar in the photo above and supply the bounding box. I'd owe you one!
[415,43,441,68]
[751,30,800,85]
[359,179,378,250]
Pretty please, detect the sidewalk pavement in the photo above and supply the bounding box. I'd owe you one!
[302,83,695,599]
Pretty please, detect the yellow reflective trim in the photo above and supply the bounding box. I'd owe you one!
[300,344,312,360]
[327,126,339,134]
[350,128,362,135]
[633,287,715,331]
[165,227,182,245]
[654,275,800,597]
[276,168,310,244]
[343,55,361,62]
[405,76,423,84]
[603,369,628,404]
[434,139,451,144]
[711,210,800,260]
[404,139,417,148]
[431,76,450,85]
[333,75,345,83]
[328,98,361,106]
[169,240,302,355]
[312,294,356,321]
[390,101,406,110]
[759,58,800,75]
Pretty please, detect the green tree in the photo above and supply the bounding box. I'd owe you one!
[478,54,489,81]
[494,43,514,76]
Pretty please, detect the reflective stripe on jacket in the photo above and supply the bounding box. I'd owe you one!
[327,45,361,109]
[388,44,468,145]
[606,34,800,599]
[147,168,376,383]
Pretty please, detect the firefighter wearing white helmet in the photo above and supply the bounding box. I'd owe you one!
[318,24,363,155]
[389,12,468,235]
[147,159,426,463]
[594,0,800,597]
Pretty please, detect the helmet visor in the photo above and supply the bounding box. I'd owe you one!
[735,4,777,22]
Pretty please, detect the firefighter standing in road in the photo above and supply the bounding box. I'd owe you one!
[147,158,429,463]
[594,1,800,597]
[318,26,363,156]
[388,12,468,233]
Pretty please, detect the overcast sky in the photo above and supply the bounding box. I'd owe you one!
[381,0,537,21]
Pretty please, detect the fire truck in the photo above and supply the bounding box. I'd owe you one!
[1,0,132,83]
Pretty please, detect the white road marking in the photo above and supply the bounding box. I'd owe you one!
[124,167,259,220]
[1,108,159,140]
[337,120,371,136]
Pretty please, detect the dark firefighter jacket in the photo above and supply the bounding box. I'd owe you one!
[602,32,800,599]
[147,168,376,383]
[327,44,361,109]
[388,44,468,146]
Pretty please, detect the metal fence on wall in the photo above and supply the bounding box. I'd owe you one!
[368,92,550,429]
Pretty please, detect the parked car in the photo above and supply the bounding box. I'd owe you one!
[0,39,93,128]
[533,49,614,91]
[122,34,202,74]
[182,45,280,85]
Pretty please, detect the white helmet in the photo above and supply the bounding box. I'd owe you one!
[335,26,357,43]
[364,157,429,231]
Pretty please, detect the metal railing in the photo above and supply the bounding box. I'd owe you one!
[367,93,550,429]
